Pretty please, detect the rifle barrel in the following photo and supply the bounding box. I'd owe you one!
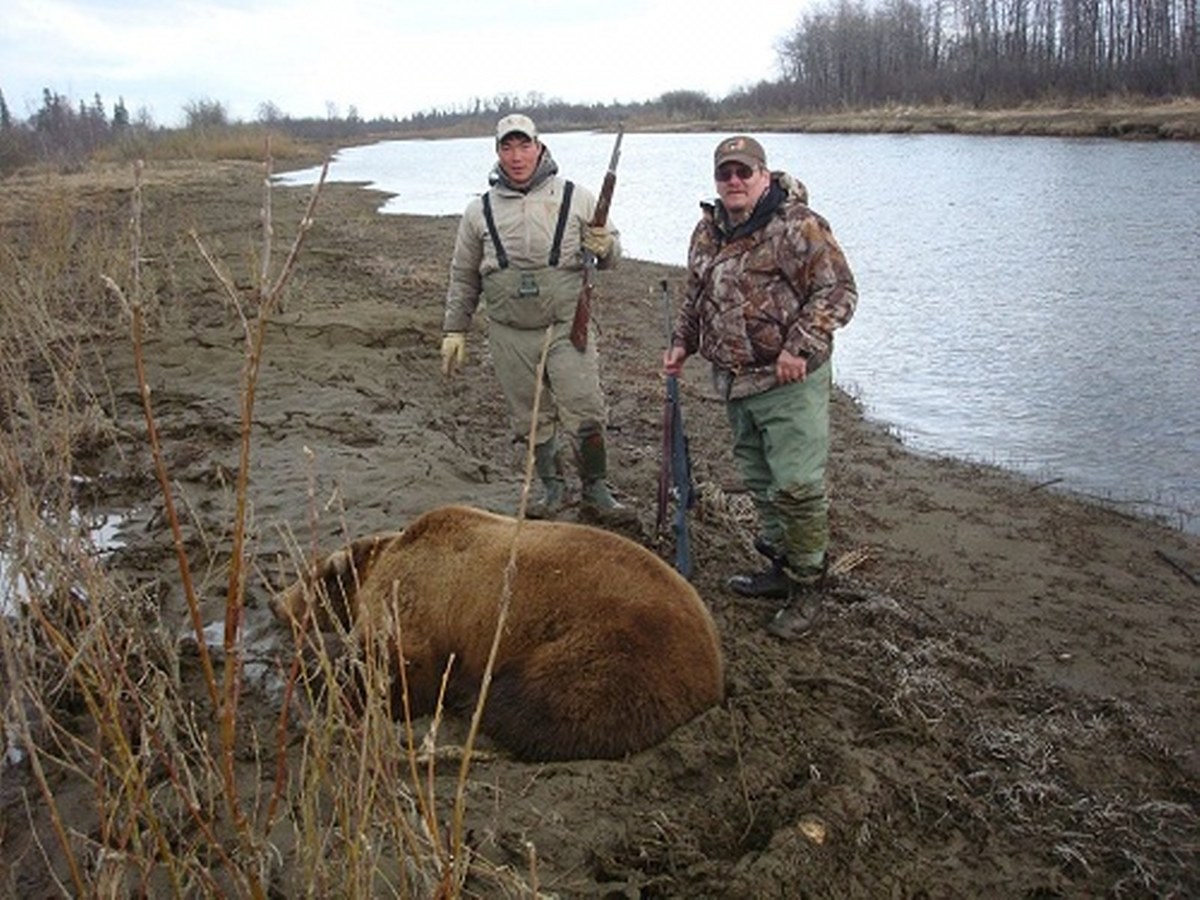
[571,125,623,352]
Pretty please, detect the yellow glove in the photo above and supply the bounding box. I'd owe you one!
[440,332,466,377]
[582,225,614,259]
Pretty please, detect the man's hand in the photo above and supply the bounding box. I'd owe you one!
[663,346,688,376]
[582,225,614,259]
[775,349,808,384]
[440,332,466,377]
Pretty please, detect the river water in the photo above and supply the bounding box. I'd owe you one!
[277,131,1200,533]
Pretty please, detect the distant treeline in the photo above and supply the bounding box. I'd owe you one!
[2,0,1196,174]
[769,0,1198,107]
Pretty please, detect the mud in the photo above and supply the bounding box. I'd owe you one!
[2,158,1197,897]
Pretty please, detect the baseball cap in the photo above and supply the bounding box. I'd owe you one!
[496,114,538,143]
[714,135,767,170]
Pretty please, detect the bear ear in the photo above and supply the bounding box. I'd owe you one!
[313,532,398,630]
[270,575,328,630]
[271,532,400,632]
[346,533,392,575]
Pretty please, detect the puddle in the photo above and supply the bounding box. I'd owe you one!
[1,513,292,776]
[177,610,289,708]
[0,508,129,616]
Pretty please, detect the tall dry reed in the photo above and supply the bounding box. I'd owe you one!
[0,146,544,897]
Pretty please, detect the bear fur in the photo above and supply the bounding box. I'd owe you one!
[271,504,725,762]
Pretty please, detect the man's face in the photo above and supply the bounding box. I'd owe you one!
[715,162,771,218]
[497,134,541,185]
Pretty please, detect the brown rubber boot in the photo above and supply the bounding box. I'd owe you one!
[766,591,824,639]
[765,565,827,639]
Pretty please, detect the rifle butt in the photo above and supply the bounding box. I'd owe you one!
[592,171,617,226]
[569,287,591,351]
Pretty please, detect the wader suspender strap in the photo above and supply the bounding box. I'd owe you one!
[548,181,574,267]
[481,181,575,271]
[481,192,509,269]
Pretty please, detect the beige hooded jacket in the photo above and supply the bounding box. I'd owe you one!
[444,146,621,333]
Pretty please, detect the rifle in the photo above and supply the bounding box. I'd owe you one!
[569,124,624,351]
[655,279,696,578]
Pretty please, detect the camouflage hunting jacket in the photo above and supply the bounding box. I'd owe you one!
[674,172,857,400]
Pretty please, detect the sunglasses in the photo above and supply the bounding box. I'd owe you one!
[715,163,756,183]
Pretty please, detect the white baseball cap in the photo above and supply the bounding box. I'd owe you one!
[496,113,538,143]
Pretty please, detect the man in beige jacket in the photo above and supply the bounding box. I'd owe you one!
[441,114,625,519]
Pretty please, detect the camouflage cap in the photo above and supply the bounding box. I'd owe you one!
[496,113,538,144]
[714,135,767,170]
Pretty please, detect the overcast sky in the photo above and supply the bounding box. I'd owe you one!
[2,0,803,127]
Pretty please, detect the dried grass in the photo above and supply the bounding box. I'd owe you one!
[0,150,544,898]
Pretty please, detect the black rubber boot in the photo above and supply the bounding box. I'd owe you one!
[726,561,792,599]
[754,536,785,563]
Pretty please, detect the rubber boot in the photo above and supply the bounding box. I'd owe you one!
[727,561,791,599]
[526,439,566,520]
[576,421,631,518]
[728,538,791,598]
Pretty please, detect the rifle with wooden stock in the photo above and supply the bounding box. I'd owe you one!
[569,124,624,351]
[656,279,696,578]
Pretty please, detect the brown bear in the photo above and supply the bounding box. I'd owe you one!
[271,504,724,761]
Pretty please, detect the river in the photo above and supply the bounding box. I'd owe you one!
[277,130,1200,534]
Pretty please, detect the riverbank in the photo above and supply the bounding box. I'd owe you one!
[378,97,1200,143]
[681,97,1200,140]
[2,159,1197,896]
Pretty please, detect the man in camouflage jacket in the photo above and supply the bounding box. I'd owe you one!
[664,135,858,639]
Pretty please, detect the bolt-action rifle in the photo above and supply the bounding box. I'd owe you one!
[569,124,624,351]
[655,279,696,578]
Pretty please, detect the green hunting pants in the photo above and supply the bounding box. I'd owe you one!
[725,361,832,571]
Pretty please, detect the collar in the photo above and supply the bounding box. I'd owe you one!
[489,145,559,193]
[715,176,787,241]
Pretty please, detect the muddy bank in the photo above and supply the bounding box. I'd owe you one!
[3,159,1198,896]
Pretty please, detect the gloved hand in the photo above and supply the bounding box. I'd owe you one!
[440,332,466,377]
[581,225,614,259]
